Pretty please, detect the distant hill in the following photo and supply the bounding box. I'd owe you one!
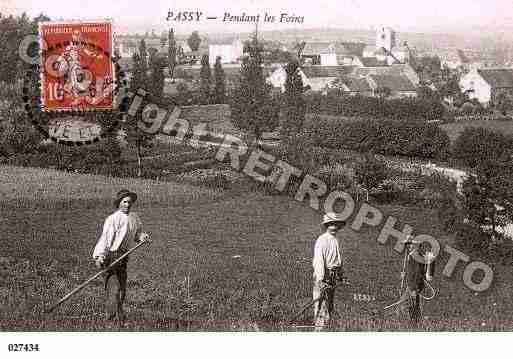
[119,26,513,61]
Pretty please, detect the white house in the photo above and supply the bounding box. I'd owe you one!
[209,39,243,65]
[459,68,513,107]
[301,42,365,66]
[266,66,309,92]
[266,65,354,93]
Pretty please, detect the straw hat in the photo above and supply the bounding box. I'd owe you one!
[114,189,137,208]
[322,212,346,226]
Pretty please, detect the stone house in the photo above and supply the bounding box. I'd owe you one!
[459,68,513,107]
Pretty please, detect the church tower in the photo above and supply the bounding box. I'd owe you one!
[376,27,396,53]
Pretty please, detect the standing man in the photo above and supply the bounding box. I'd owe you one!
[312,212,345,331]
[403,237,435,325]
[93,189,150,322]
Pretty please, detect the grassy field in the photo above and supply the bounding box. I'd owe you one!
[1,165,513,331]
[441,119,513,143]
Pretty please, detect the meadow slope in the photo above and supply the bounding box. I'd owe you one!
[1,165,512,331]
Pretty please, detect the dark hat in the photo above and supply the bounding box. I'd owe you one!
[114,189,137,208]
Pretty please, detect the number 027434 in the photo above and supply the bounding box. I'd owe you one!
[7,344,40,352]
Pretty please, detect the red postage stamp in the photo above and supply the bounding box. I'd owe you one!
[38,20,115,112]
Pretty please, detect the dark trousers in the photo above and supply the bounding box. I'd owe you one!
[103,250,128,321]
[408,292,422,323]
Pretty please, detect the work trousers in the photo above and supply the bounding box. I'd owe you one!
[313,269,338,331]
[407,291,422,324]
[103,250,128,321]
[399,288,422,327]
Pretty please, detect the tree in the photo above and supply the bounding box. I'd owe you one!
[124,51,154,177]
[415,55,442,84]
[438,73,467,106]
[462,160,513,240]
[0,12,44,83]
[199,54,211,104]
[416,85,438,101]
[292,40,306,62]
[160,31,167,47]
[213,56,226,104]
[354,153,388,191]
[281,60,306,137]
[494,91,513,115]
[187,31,201,52]
[231,35,279,143]
[147,47,158,65]
[375,86,391,99]
[150,54,165,98]
[168,28,177,79]
[139,39,148,73]
[453,127,513,168]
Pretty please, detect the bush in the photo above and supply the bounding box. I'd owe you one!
[273,132,330,173]
[305,92,446,122]
[454,223,491,255]
[452,127,513,168]
[305,117,450,160]
[354,153,388,191]
[3,136,123,176]
[370,178,413,204]
[177,169,230,190]
[315,163,354,192]
[0,118,43,156]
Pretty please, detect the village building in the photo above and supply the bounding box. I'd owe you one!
[352,63,420,86]
[367,74,417,98]
[301,42,366,66]
[369,27,409,65]
[459,68,513,107]
[208,38,244,65]
[266,65,354,93]
[353,56,388,68]
[337,77,373,96]
[301,66,354,92]
[438,48,471,70]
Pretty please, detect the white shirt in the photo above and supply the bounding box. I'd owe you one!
[93,210,143,259]
[312,232,342,282]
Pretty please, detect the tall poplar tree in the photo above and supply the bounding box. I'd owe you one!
[168,28,177,79]
[199,54,211,104]
[213,56,226,104]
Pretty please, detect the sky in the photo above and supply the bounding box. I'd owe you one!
[1,0,513,35]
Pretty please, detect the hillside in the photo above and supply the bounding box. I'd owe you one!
[1,165,511,331]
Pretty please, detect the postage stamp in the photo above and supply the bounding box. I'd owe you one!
[38,20,115,112]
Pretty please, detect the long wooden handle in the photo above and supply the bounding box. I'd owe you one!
[46,240,149,314]
[290,283,339,322]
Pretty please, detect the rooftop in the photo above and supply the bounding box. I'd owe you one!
[477,68,513,88]
[302,41,366,57]
[301,65,355,78]
[342,77,372,92]
[368,74,416,92]
[357,57,388,67]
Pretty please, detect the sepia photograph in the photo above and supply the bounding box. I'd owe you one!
[1,0,513,355]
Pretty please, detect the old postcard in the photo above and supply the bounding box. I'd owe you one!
[1,0,512,357]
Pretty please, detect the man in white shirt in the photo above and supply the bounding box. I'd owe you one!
[312,212,345,330]
[93,189,149,321]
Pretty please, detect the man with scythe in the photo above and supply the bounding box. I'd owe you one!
[93,189,150,321]
[312,212,346,331]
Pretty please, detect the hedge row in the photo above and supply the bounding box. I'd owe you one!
[452,127,513,168]
[306,92,446,122]
[303,116,451,160]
